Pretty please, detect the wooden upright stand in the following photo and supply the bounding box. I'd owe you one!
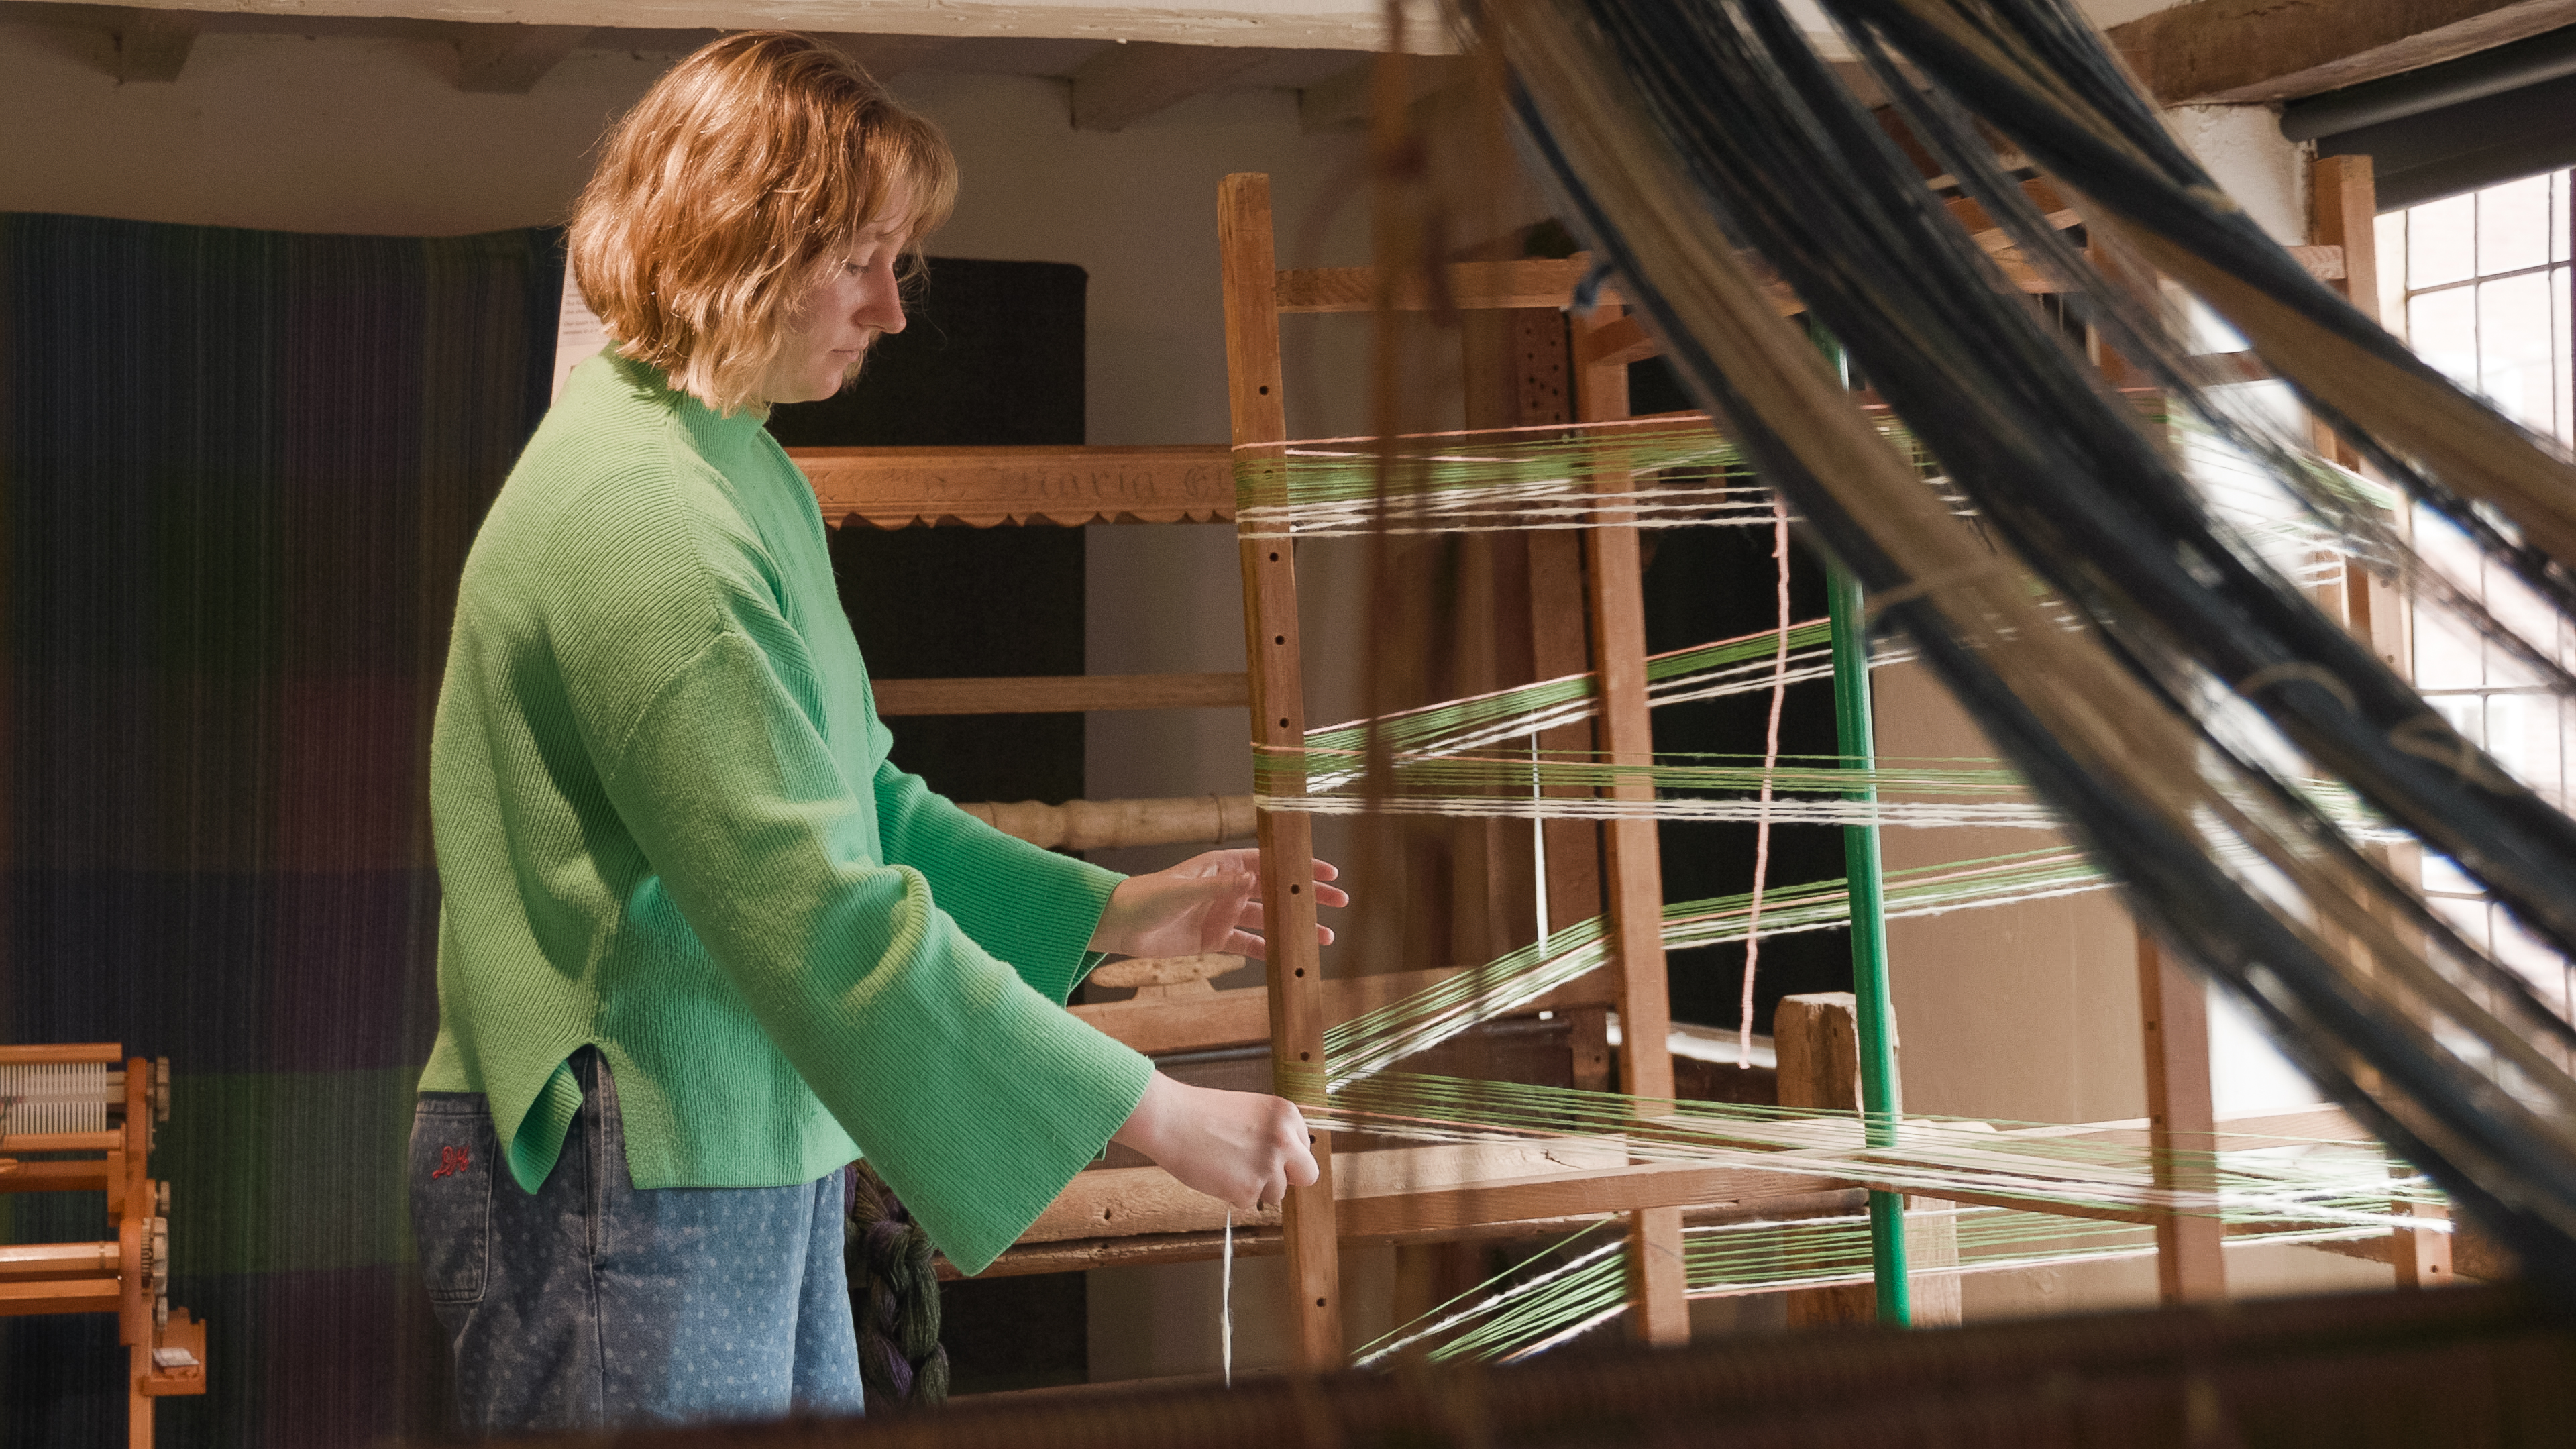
[1569,307,1691,1346]
[1220,172,1345,1368]
[1220,173,1695,1360]
[2136,932,2228,1302]
[2306,153,2452,1291]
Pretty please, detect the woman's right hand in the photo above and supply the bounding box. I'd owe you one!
[1111,1071,1319,1212]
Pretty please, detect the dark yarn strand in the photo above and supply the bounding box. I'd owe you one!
[1486,0,2576,1305]
[845,1162,950,1407]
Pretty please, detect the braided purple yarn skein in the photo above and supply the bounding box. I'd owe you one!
[845,1161,950,1406]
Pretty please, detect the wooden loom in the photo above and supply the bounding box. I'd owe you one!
[0,1043,209,1448]
[782,150,2476,1375]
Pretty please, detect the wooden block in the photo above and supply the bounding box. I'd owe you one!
[870,672,1246,716]
[1776,992,1871,1325]
[1774,993,1864,1112]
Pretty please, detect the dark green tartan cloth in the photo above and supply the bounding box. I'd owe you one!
[1,213,559,1447]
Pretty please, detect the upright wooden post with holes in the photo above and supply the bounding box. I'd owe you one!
[2308,154,2451,1289]
[1220,172,1344,1368]
[1570,301,1692,1346]
[2137,931,2227,1301]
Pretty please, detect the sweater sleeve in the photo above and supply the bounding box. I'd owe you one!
[869,745,1122,1006]
[590,624,1153,1275]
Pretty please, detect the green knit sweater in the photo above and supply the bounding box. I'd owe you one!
[419,348,1153,1275]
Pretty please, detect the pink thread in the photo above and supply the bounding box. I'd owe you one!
[1740,498,1792,1065]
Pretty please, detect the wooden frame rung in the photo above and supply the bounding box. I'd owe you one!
[1070,964,1621,1057]
[0,1044,125,1065]
[1276,258,1625,315]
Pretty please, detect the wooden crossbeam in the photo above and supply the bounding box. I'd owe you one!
[1277,258,1625,314]
[2108,0,2576,104]
[790,444,1234,529]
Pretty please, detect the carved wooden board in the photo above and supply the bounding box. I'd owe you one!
[789,444,1234,528]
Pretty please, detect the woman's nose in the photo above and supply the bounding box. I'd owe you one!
[860,280,906,336]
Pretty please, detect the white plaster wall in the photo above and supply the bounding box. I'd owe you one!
[2167,101,2310,246]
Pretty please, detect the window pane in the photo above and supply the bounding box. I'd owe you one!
[2477,273,2559,431]
[2490,692,2567,805]
[2489,906,2569,1016]
[2411,192,2477,288]
[2431,691,2489,749]
[2423,852,2484,897]
[2484,564,2564,686]
[2414,604,2485,690]
[2479,174,2555,275]
[2556,170,2572,264]
[2376,209,2410,337]
[2557,264,2573,445]
[2409,285,2479,389]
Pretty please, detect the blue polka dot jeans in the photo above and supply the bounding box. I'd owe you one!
[409,1047,865,1434]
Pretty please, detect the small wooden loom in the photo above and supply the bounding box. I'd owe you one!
[0,1042,208,1448]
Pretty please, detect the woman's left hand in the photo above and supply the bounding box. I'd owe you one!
[1087,848,1348,961]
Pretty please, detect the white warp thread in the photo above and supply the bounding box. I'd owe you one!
[1258,794,2065,828]
[1220,1211,1234,1388]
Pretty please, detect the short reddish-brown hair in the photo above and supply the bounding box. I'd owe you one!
[569,31,958,415]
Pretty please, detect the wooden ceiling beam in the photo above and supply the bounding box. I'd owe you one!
[5,0,1444,56]
[1069,40,1283,132]
[2107,0,2576,105]
[451,23,590,95]
[109,6,197,83]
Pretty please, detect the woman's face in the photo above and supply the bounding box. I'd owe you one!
[761,191,913,407]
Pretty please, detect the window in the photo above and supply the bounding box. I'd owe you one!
[2373,170,2576,1014]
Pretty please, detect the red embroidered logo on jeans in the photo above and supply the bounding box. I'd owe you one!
[432,1145,471,1179]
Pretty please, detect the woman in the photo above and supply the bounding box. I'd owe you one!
[409,32,1332,1434]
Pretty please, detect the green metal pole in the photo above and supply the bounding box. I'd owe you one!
[1828,563,1910,1326]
